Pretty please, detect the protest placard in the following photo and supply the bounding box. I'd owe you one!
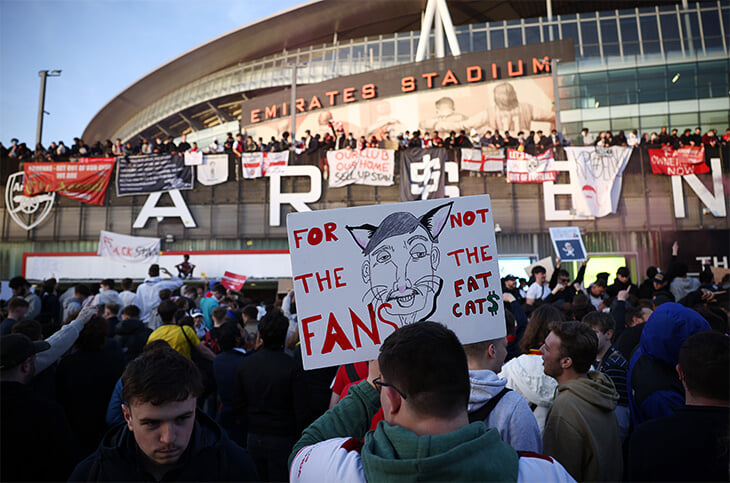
[326,148,394,188]
[549,227,587,262]
[287,194,504,370]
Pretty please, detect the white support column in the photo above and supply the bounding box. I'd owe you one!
[435,9,445,57]
[415,0,437,61]
[415,0,460,61]
[436,0,461,56]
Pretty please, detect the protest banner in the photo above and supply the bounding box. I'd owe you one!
[23,158,115,205]
[196,154,229,186]
[648,146,709,175]
[460,147,504,173]
[326,148,395,188]
[240,152,289,179]
[506,149,556,183]
[221,271,247,291]
[565,146,632,217]
[184,151,203,166]
[116,154,193,196]
[287,194,504,370]
[400,148,448,201]
[549,227,587,262]
[97,230,160,264]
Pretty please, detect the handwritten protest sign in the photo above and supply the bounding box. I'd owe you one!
[326,148,395,188]
[287,194,504,370]
[549,227,587,262]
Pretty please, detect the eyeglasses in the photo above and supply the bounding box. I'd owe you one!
[373,377,407,400]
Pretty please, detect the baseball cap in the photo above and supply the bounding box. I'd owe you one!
[0,334,50,370]
[189,309,203,318]
[652,293,673,307]
[504,275,516,281]
[653,273,666,283]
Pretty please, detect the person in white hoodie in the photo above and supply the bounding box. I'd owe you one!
[135,264,183,328]
[91,279,123,311]
[464,311,542,452]
[499,304,566,434]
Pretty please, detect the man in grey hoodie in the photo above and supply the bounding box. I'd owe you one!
[463,314,542,452]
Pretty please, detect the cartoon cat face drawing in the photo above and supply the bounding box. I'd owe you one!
[346,202,453,326]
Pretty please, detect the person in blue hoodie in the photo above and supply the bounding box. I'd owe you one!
[627,302,711,426]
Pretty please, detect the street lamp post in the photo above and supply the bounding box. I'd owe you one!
[286,62,307,149]
[36,69,62,146]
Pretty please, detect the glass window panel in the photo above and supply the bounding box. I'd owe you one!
[619,8,636,16]
[611,117,641,132]
[507,28,522,47]
[561,22,579,42]
[601,19,619,42]
[473,30,487,51]
[579,71,608,84]
[456,32,469,52]
[558,87,576,99]
[638,7,656,15]
[701,10,723,48]
[640,15,660,41]
[582,44,600,57]
[599,10,616,18]
[603,43,620,57]
[581,20,599,44]
[490,29,505,49]
[608,69,636,81]
[397,39,410,59]
[699,110,730,130]
[506,19,521,26]
[609,79,637,92]
[682,12,703,51]
[639,90,666,103]
[669,112,699,127]
[641,114,669,126]
[668,87,698,101]
[525,26,540,44]
[660,14,681,39]
[623,42,641,56]
[381,41,394,56]
[542,24,556,41]
[638,65,666,88]
[619,16,639,42]
[697,72,730,98]
[609,91,639,106]
[558,74,577,87]
[697,59,729,74]
[643,41,662,54]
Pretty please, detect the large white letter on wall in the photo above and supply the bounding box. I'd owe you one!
[543,160,593,221]
[269,165,322,226]
[133,189,197,228]
[672,158,726,218]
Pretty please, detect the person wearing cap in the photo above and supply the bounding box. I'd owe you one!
[1,334,78,481]
[651,273,675,303]
[502,275,524,304]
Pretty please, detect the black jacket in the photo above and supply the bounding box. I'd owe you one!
[69,411,258,481]
[114,318,152,363]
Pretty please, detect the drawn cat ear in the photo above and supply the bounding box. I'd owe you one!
[346,224,378,252]
[419,201,453,240]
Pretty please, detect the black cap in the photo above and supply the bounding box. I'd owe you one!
[653,273,666,284]
[652,293,673,307]
[504,275,516,281]
[596,272,610,281]
[0,334,50,370]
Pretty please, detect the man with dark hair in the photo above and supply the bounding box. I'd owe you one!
[92,279,123,309]
[70,347,257,481]
[0,297,29,335]
[104,302,121,336]
[607,266,639,298]
[615,305,651,359]
[119,278,139,309]
[290,322,573,481]
[541,320,622,481]
[114,305,152,363]
[638,266,658,300]
[582,312,630,440]
[525,265,549,305]
[463,317,541,452]
[63,284,91,321]
[200,283,227,330]
[1,334,77,481]
[234,310,307,481]
[627,331,729,481]
[136,264,183,328]
[9,276,41,320]
[147,300,215,362]
[585,278,607,310]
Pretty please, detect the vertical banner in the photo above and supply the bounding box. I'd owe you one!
[461,147,504,172]
[196,154,229,186]
[287,194,504,370]
[565,146,632,217]
[549,227,587,262]
[400,148,448,201]
[506,149,556,182]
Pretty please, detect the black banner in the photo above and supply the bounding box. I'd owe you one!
[400,148,448,201]
[116,154,193,196]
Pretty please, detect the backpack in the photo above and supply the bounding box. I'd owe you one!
[468,387,511,423]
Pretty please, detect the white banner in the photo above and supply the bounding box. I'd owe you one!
[97,230,160,264]
[506,149,556,183]
[287,194,504,370]
[461,147,504,172]
[327,148,395,188]
[184,151,203,166]
[566,146,632,217]
[549,227,587,262]
[196,154,229,186]
[241,152,289,179]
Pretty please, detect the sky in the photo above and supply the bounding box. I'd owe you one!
[0,0,302,147]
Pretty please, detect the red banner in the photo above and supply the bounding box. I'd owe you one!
[23,158,115,205]
[221,271,247,291]
[648,146,709,176]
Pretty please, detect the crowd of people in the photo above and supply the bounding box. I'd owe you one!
[0,239,727,482]
[2,123,729,165]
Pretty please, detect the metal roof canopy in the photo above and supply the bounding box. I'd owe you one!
[83,0,682,142]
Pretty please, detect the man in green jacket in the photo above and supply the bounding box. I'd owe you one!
[289,321,575,482]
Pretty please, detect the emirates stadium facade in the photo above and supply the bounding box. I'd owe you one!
[1,0,728,288]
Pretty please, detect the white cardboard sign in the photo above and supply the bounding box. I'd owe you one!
[549,227,587,262]
[287,194,504,370]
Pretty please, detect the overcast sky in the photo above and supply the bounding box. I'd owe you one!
[0,0,302,147]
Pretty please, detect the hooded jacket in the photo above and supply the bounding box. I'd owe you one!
[669,276,700,302]
[498,354,557,434]
[468,369,542,452]
[69,410,257,482]
[543,371,622,482]
[627,302,711,425]
[114,318,152,362]
[135,275,183,324]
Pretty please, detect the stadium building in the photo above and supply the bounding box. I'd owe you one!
[1,0,728,291]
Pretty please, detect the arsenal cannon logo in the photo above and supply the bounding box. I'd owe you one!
[5,171,55,231]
